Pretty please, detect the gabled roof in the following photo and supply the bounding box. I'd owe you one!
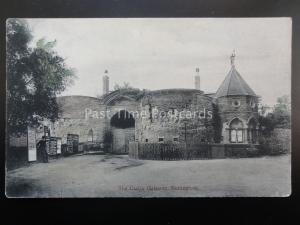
[215,66,256,98]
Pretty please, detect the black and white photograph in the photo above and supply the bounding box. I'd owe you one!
[6,18,291,198]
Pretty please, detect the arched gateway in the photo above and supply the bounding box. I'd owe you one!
[49,52,260,159]
[110,110,135,153]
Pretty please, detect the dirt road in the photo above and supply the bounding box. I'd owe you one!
[6,154,291,197]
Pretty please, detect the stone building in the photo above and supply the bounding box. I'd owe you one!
[10,52,260,159]
[48,52,259,155]
[215,52,259,144]
[135,89,214,145]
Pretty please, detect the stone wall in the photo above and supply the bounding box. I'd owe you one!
[50,95,139,153]
[217,95,259,124]
[136,89,214,145]
[54,96,107,143]
[216,95,259,144]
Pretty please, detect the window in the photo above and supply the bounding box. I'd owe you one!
[87,129,93,142]
[231,130,237,142]
[232,100,240,107]
[173,137,179,142]
[248,118,257,143]
[230,129,243,143]
[158,137,164,142]
[237,130,243,142]
[229,118,244,143]
[145,139,148,143]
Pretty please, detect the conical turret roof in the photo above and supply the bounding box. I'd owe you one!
[215,52,256,98]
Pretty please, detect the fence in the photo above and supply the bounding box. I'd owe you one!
[129,142,261,160]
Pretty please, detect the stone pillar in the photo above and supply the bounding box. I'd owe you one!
[222,122,230,144]
[243,128,249,144]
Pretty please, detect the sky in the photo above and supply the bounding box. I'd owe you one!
[26,18,291,106]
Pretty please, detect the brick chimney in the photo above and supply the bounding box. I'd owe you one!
[103,70,109,95]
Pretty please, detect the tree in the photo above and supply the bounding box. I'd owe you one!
[7,19,32,135]
[258,95,291,135]
[211,104,222,143]
[258,113,276,136]
[273,95,291,128]
[113,82,132,91]
[7,19,75,135]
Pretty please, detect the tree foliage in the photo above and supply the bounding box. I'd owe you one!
[273,95,291,128]
[258,95,291,135]
[113,82,132,91]
[7,19,75,135]
[212,103,222,143]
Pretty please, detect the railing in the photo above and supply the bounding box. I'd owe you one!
[129,142,261,160]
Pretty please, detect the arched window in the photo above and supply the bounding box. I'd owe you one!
[248,118,257,143]
[229,118,244,143]
[88,129,93,142]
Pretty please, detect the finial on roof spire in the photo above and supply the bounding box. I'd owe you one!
[230,50,236,67]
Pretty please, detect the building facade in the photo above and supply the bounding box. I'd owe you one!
[10,53,260,159]
[50,53,259,154]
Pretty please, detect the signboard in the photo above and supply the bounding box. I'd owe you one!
[67,135,74,153]
[45,136,50,154]
[27,127,37,162]
[44,137,59,156]
[48,137,57,155]
[67,134,79,153]
[57,138,62,154]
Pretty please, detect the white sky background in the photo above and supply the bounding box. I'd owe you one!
[26,18,291,106]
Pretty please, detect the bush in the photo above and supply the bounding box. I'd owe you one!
[259,131,290,155]
[6,147,29,170]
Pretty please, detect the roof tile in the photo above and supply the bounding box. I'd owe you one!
[215,66,256,98]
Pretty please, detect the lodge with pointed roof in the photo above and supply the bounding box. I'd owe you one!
[215,51,259,145]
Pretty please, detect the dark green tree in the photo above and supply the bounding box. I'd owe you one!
[258,113,276,136]
[258,95,291,134]
[7,19,75,135]
[273,95,291,128]
[211,103,222,143]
